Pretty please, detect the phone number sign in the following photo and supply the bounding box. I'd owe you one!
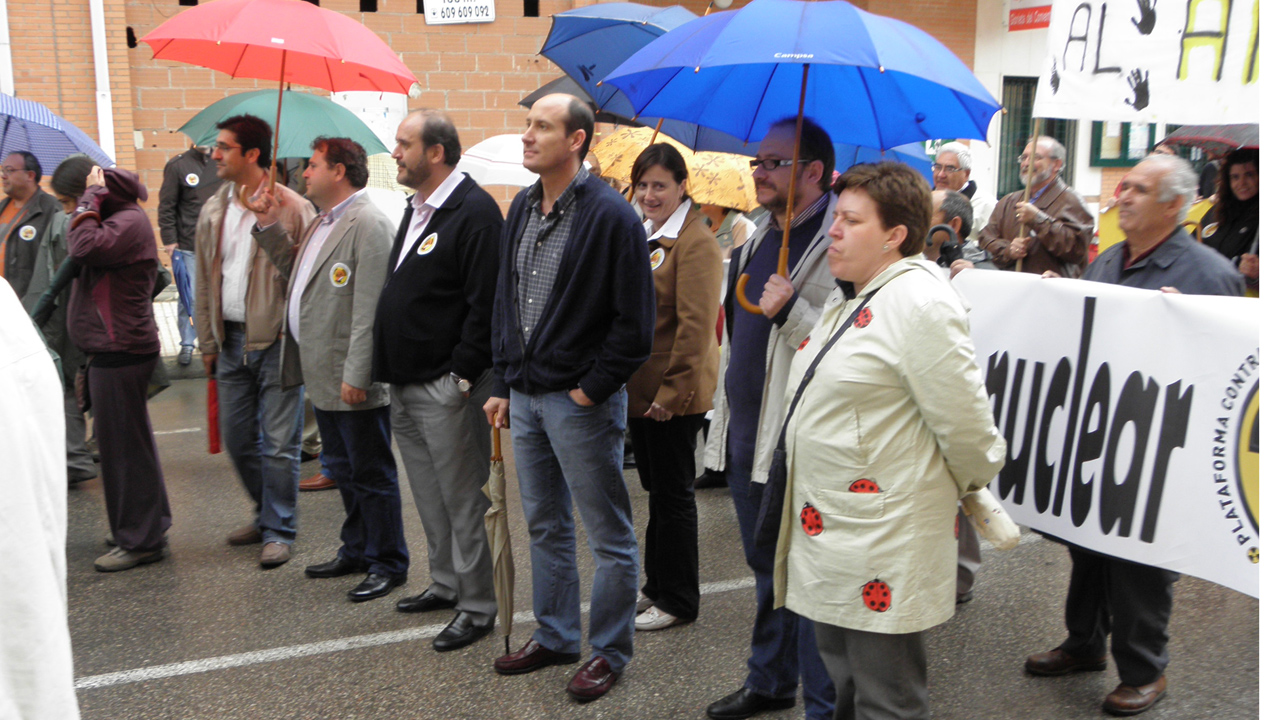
[424,0,494,25]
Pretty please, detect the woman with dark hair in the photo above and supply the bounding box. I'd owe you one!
[774,162,1005,718]
[65,164,172,572]
[50,154,96,214]
[1202,147,1259,292]
[627,142,722,631]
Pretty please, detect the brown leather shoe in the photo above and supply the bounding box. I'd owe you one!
[226,523,263,546]
[299,472,336,491]
[1103,676,1167,716]
[260,541,291,568]
[1025,648,1107,676]
[567,657,619,702]
[494,639,580,676]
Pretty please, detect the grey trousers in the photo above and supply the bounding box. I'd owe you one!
[301,396,322,457]
[65,382,96,481]
[813,621,929,720]
[956,508,981,597]
[390,371,496,623]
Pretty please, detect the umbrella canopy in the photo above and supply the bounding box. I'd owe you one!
[484,427,515,653]
[603,0,1001,149]
[179,90,389,157]
[1161,123,1258,159]
[519,76,640,128]
[457,134,538,188]
[141,0,416,94]
[592,127,758,212]
[0,93,114,170]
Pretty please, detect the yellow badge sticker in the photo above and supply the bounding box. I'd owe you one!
[185,173,200,187]
[330,262,351,287]
[417,233,438,255]
[650,247,665,271]
[18,225,36,241]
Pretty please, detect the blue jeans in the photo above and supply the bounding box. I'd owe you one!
[171,249,198,350]
[726,442,835,719]
[509,388,638,672]
[218,327,303,544]
[314,406,409,578]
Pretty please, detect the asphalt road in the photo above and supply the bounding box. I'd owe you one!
[66,377,1258,719]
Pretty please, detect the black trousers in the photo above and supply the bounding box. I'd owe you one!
[629,413,703,620]
[1060,544,1179,686]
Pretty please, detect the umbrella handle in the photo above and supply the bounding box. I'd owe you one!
[492,425,503,462]
[735,274,764,315]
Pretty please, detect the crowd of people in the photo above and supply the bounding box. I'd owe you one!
[2,88,1258,719]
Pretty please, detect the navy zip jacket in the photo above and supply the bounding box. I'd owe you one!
[492,171,654,404]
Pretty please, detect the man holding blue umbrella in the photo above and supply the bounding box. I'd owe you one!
[703,118,837,720]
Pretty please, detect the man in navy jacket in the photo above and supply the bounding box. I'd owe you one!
[484,94,654,702]
[372,110,503,652]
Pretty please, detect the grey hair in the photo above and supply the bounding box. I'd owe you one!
[938,189,974,239]
[935,142,972,171]
[1032,136,1067,163]
[1142,153,1198,223]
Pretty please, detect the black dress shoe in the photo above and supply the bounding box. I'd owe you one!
[396,589,458,613]
[694,469,728,489]
[347,573,406,603]
[433,612,495,652]
[706,687,796,720]
[304,556,364,579]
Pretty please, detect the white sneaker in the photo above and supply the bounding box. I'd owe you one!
[635,605,690,631]
[636,591,655,614]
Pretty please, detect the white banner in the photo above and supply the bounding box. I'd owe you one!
[1032,0,1258,124]
[954,271,1259,597]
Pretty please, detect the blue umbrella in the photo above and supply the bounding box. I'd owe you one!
[0,92,114,171]
[684,129,934,180]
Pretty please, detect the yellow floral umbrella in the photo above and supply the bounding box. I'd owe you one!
[592,127,758,213]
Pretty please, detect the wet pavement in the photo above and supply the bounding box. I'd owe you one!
[67,378,1258,719]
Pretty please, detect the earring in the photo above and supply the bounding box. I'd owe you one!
[882,244,888,251]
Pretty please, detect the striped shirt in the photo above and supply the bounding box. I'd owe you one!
[515,165,590,342]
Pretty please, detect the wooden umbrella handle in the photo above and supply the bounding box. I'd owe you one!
[491,425,502,462]
[735,273,764,315]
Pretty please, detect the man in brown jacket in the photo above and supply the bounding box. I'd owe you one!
[194,115,315,568]
[978,137,1093,277]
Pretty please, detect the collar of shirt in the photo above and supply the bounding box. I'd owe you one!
[1122,228,1178,270]
[1028,177,1056,205]
[768,192,830,231]
[318,188,364,226]
[528,164,591,219]
[645,199,693,242]
[412,167,466,218]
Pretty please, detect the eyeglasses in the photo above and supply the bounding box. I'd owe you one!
[932,163,962,174]
[215,142,243,153]
[749,158,811,171]
[0,165,27,176]
[1017,154,1049,163]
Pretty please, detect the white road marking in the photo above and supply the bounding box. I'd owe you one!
[153,427,202,436]
[75,576,755,691]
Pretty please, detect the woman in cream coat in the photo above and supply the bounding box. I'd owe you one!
[775,162,1006,719]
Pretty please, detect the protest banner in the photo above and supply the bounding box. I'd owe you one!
[1031,0,1258,124]
[954,271,1259,597]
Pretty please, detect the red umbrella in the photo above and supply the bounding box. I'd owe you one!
[207,378,221,455]
[141,0,417,177]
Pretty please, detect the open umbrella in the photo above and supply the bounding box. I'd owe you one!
[1160,123,1258,159]
[604,0,1000,312]
[179,90,389,158]
[0,93,114,170]
[519,76,641,128]
[592,127,758,212]
[484,426,515,654]
[457,135,538,188]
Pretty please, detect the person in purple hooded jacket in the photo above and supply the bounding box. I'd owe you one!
[66,164,172,573]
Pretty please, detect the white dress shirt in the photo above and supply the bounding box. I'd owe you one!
[220,194,258,323]
[395,167,466,271]
[643,199,693,241]
[288,190,364,341]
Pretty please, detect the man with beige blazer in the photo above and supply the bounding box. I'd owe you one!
[253,137,409,603]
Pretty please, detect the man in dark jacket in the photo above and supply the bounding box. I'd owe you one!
[483,94,654,702]
[372,110,501,651]
[157,145,220,366]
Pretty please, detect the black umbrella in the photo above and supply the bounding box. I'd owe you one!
[518,76,640,127]
[1161,124,1258,159]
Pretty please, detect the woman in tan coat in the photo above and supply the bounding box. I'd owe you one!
[627,143,723,631]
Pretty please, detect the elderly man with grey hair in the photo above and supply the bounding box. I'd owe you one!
[932,141,995,238]
[1024,153,1241,718]
[978,136,1092,277]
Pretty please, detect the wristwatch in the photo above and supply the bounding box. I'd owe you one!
[451,373,472,394]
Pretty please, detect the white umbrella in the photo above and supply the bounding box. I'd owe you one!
[457,134,537,188]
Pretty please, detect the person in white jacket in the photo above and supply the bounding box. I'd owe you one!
[774,162,1006,720]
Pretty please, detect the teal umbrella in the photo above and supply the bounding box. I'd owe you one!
[178,89,388,157]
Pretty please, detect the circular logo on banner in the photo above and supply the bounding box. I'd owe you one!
[330,263,351,287]
[1236,382,1259,535]
[185,173,200,187]
[650,248,665,271]
[417,233,438,255]
[18,225,36,241]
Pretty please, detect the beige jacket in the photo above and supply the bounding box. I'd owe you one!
[774,258,1006,634]
[194,182,315,356]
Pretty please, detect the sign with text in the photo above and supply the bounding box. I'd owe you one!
[424,0,495,25]
[1009,0,1052,31]
[1032,0,1258,123]
[954,271,1259,597]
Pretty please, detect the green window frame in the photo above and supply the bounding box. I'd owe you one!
[1090,122,1158,167]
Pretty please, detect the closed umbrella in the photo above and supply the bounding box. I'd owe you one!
[484,426,515,654]
[179,90,389,158]
[457,135,538,188]
[0,92,114,170]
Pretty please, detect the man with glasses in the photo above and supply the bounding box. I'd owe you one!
[158,144,221,366]
[702,118,837,720]
[194,115,315,569]
[932,141,996,241]
[978,136,1092,277]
